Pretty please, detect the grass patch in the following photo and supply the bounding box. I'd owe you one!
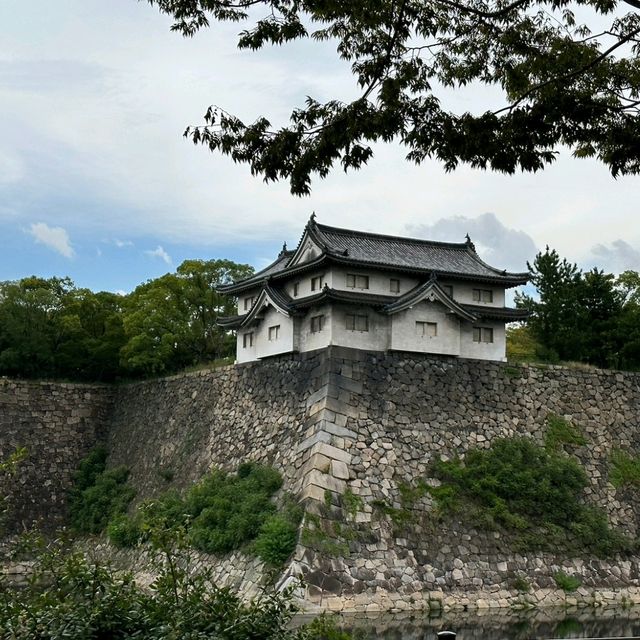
[429,437,631,556]
[544,414,587,452]
[610,449,640,488]
[553,571,582,592]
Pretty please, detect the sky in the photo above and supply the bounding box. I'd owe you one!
[1,0,639,294]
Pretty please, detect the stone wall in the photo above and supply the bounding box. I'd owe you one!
[3,348,640,612]
[0,378,113,532]
[290,348,640,612]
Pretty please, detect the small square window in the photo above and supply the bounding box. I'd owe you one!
[346,274,369,289]
[268,325,280,341]
[311,315,324,333]
[416,321,437,337]
[346,313,368,331]
[242,332,254,348]
[472,289,493,303]
[311,275,323,291]
[293,282,300,297]
[390,279,400,293]
[473,327,494,343]
[243,296,256,311]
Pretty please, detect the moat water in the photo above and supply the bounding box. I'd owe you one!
[301,606,640,639]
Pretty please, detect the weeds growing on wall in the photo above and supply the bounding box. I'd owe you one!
[610,449,640,488]
[68,446,135,534]
[0,527,350,639]
[544,414,587,452]
[429,436,632,556]
[105,462,302,567]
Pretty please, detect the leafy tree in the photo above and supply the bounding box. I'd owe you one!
[0,277,74,378]
[120,259,252,376]
[517,249,640,370]
[515,247,581,360]
[147,0,640,194]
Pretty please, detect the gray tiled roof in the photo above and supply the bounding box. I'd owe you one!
[314,223,527,282]
[218,218,528,294]
[218,250,294,292]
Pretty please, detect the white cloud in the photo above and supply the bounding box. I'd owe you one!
[408,212,538,272]
[589,240,640,274]
[145,245,172,265]
[114,239,134,248]
[27,222,74,258]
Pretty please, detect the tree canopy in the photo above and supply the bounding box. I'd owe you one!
[515,248,640,369]
[0,258,253,382]
[146,0,640,194]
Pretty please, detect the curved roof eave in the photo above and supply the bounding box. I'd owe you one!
[385,279,477,322]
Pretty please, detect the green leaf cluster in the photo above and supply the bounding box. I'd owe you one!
[430,436,632,556]
[68,447,136,535]
[147,0,640,195]
[0,258,253,382]
[515,249,640,371]
[108,463,302,567]
[0,536,349,639]
[610,449,640,488]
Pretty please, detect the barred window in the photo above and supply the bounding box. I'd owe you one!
[311,315,325,333]
[472,289,493,303]
[346,274,369,289]
[242,332,254,348]
[473,327,494,343]
[346,313,369,331]
[416,321,438,337]
[268,325,280,341]
[390,278,400,293]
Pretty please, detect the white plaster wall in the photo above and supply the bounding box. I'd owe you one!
[390,301,461,356]
[238,288,262,314]
[330,266,419,297]
[452,282,505,306]
[236,306,294,363]
[285,269,332,299]
[296,304,333,353]
[236,329,257,363]
[255,307,295,359]
[330,305,390,351]
[460,320,506,361]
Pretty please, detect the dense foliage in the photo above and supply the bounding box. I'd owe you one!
[430,435,633,556]
[0,259,252,381]
[75,458,302,567]
[0,535,349,640]
[515,249,640,370]
[68,447,135,534]
[146,0,640,195]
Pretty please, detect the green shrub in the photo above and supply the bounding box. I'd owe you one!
[0,534,349,640]
[430,436,630,556]
[69,448,135,534]
[107,513,143,548]
[544,414,587,452]
[254,514,300,566]
[186,464,282,554]
[108,463,301,566]
[610,449,640,488]
[553,571,582,592]
[512,576,530,593]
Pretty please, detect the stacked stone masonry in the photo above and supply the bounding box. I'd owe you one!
[2,348,640,612]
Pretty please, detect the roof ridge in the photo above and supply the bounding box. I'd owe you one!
[316,222,469,249]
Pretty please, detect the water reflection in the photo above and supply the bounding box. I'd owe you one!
[306,606,640,639]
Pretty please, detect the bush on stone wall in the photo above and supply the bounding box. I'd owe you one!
[430,436,633,556]
[69,447,136,535]
[1,531,349,639]
[107,463,302,567]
